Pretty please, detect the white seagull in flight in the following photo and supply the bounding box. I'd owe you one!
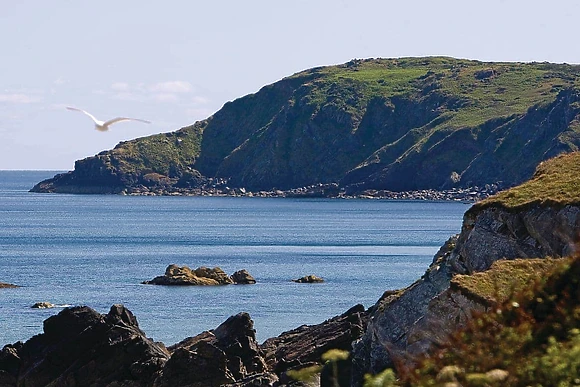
[66,107,151,132]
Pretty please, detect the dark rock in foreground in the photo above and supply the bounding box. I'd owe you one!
[0,304,169,387]
[1,303,369,386]
[143,264,256,286]
[292,275,324,283]
[161,312,273,386]
[261,304,368,383]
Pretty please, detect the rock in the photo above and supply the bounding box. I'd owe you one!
[143,264,234,285]
[292,275,324,283]
[0,283,18,289]
[261,304,368,379]
[231,269,257,284]
[30,302,55,309]
[351,203,580,385]
[4,304,169,387]
[157,312,267,386]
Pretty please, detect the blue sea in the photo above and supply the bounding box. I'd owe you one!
[0,171,469,346]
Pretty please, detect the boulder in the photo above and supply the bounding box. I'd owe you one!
[157,312,268,386]
[292,275,324,283]
[231,269,257,284]
[1,304,169,387]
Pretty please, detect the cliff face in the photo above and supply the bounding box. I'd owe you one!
[32,57,580,195]
[351,202,580,384]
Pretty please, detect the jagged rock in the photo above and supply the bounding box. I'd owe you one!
[231,269,257,284]
[0,283,18,289]
[351,204,580,385]
[1,304,169,387]
[292,275,324,283]
[261,304,368,382]
[30,302,55,309]
[143,264,234,285]
[157,312,267,386]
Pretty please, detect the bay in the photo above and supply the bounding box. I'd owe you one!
[0,171,469,345]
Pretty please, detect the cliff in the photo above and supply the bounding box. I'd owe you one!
[350,151,580,385]
[32,57,580,195]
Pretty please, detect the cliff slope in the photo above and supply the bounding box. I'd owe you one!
[32,57,580,194]
[351,151,580,384]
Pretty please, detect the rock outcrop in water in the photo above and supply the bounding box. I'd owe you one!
[142,264,256,286]
[0,283,18,289]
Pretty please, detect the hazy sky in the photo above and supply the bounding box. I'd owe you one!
[2,0,579,170]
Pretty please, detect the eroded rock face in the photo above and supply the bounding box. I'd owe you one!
[0,305,169,387]
[261,304,368,384]
[351,204,580,385]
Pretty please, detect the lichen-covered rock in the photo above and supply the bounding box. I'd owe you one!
[143,264,234,285]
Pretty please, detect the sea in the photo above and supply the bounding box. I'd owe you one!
[0,171,470,346]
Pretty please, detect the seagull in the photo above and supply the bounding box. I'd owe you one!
[66,106,151,132]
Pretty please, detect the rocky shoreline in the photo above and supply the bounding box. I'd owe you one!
[116,181,501,202]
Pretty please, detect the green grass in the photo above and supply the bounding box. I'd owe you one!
[451,258,559,305]
[289,57,580,130]
[475,151,580,209]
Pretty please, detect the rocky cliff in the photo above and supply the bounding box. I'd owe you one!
[32,57,580,195]
[350,152,580,385]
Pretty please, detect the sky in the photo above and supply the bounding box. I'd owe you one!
[2,0,580,170]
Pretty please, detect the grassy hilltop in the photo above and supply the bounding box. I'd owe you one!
[32,57,580,194]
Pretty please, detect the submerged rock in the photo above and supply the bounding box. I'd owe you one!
[30,302,55,309]
[292,275,324,283]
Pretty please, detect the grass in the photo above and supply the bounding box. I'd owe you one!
[451,258,560,305]
[475,151,580,209]
[289,57,580,130]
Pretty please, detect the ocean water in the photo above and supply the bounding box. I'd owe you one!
[0,171,469,345]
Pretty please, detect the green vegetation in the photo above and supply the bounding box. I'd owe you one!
[290,57,580,129]
[451,258,559,305]
[38,57,580,193]
[105,124,204,177]
[475,151,580,209]
[398,254,580,386]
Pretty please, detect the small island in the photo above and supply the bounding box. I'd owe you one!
[0,282,18,289]
[143,264,256,286]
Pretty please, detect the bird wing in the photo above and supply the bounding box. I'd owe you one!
[103,117,151,127]
[66,106,100,124]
